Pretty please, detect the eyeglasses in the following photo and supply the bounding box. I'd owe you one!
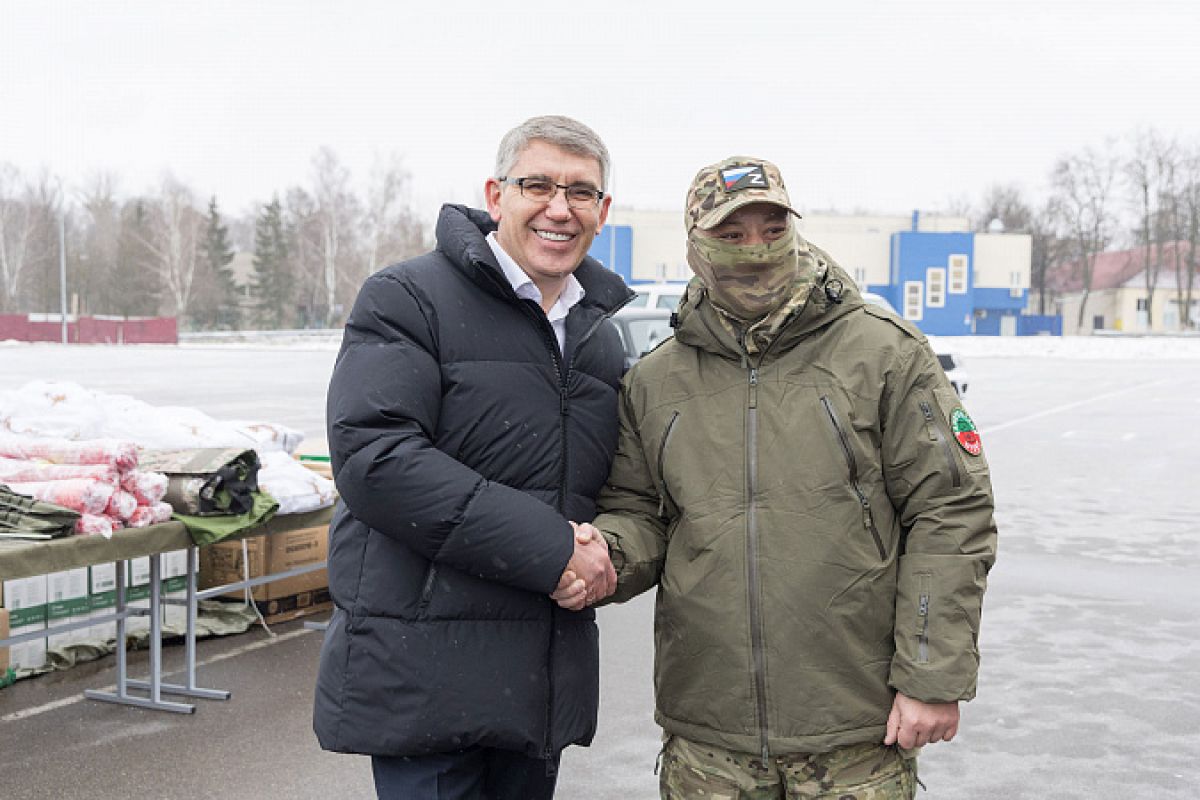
[498,176,605,208]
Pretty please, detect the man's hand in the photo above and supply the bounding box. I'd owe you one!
[549,522,615,610]
[883,692,959,748]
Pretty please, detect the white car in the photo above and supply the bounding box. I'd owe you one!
[612,307,675,370]
[628,283,686,311]
[861,292,969,395]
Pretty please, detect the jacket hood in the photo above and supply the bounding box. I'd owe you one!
[436,203,634,314]
[673,244,865,361]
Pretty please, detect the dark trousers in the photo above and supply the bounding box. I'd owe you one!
[371,746,560,800]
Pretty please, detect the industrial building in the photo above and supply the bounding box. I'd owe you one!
[590,209,1042,336]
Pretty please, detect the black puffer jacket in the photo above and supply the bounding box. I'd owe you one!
[313,204,633,759]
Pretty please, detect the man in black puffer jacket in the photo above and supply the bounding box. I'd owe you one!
[313,116,633,799]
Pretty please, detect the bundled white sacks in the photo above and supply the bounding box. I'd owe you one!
[0,380,335,515]
[0,438,171,537]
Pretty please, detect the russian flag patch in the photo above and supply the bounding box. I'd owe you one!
[720,165,768,192]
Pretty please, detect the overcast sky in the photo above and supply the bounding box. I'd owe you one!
[4,0,1198,227]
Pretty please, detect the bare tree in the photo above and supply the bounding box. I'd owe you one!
[139,175,203,322]
[76,172,123,314]
[1124,129,1179,329]
[1029,201,1067,316]
[308,148,360,327]
[0,163,58,313]
[974,183,1034,233]
[21,170,67,314]
[1051,145,1119,332]
[1178,143,1200,329]
[361,154,427,285]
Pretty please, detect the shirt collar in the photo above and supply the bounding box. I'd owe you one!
[486,232,585,316]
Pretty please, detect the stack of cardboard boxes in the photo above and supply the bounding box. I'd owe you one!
[1,524,331,677]
[0,548,188,673]
[198,524,330,623]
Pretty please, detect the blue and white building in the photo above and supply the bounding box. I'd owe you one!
[589,209,1035,336]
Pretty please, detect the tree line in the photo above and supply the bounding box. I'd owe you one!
[953,127,1198,331]
[0,148,428,330]
[2,129,1198,331]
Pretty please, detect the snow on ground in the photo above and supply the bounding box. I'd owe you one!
[931,333,1200,360]
[10,331,1200,359]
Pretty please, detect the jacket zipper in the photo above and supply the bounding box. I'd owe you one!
[656,411,681,517]
[516,295,628,762]
[917,574,932,663]
[919,400,962,488]
[745,365,771,763]
[820,396,887,561]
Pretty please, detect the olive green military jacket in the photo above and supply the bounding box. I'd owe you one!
[594,262,997,758]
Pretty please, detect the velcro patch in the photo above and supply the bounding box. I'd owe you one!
[720,165,768,192]
[950,408,982,456]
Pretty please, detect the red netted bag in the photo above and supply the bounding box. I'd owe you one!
[104,489,138,521]
[0,457,119,485]
[0,434,138,471]
[120,470,169,505]
[75,514,115,537]
[4,478,116,515]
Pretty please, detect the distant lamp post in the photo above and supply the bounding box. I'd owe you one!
[59,209,68,344]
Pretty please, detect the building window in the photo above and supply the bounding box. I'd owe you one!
[1093,315,1105,330]
[948,254,968,294]
[904,280,924,321]
[853,267,867,288]
[1009,270,1023,299]
[926,268,946,308]
[1136,298,1148,311]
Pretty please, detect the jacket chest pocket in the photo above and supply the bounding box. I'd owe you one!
[819,394,887,561]
[654,410,681,518]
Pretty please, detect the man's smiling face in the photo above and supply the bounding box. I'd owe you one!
[485,139,611,290]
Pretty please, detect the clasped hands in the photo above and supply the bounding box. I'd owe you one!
[549,522,615,611]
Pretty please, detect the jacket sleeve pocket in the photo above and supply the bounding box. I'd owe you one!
[890,552,986,703]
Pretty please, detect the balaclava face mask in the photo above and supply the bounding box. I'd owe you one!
[687,224,800,322]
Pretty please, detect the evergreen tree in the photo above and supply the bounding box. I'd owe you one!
[250,197,291,328]
[107,199,163,317]
[192,196,241,329]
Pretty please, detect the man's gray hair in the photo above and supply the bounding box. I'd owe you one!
[495,115,612,191]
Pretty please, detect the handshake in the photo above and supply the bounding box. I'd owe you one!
[549,522,616,611]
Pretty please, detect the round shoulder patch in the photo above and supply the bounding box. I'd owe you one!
[950,408,982,456]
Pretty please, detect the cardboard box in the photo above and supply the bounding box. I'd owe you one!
[89,564,118,643]
[199,525,328,602]
[47,569,89,649]
[251,587,332,624]
[2,575,47,629]
[1,607,9,673]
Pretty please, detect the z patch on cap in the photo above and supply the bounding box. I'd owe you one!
[950,408,982,456]
[720,164,769,192]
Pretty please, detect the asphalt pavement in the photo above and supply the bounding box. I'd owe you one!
[1,344,1198,798]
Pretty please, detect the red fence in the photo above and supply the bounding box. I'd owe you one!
[0,315,178,344]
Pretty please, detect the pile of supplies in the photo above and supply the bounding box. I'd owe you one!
[0,381,336,534]
[0,434,172,537]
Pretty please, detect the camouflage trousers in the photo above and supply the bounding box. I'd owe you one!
[659,735,918,799]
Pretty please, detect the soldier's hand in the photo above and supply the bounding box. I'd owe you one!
[550,568,587,611]
[884,692,959,748]
[567,521,616,605]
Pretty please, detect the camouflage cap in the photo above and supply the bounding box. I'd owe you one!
[685,156,802,232]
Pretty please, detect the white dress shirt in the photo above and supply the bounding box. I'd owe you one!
[486,232,585,355]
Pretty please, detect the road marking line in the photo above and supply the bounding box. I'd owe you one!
[983,379,1169,435]
[1,627,317,722]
